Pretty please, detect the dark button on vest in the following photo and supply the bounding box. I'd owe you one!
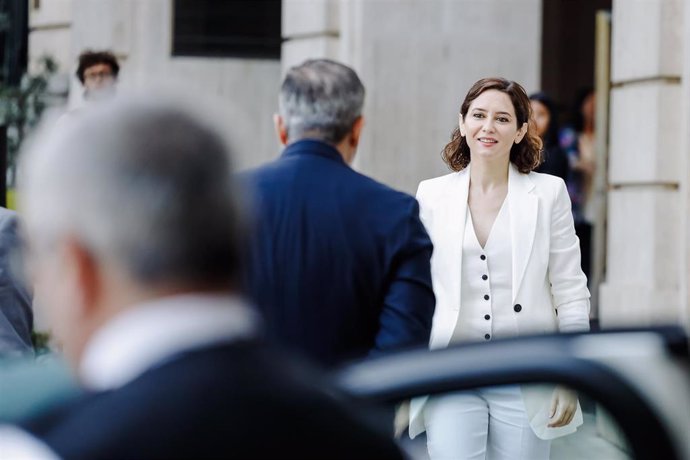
[484,314,490,320]
[484,334,491,340]
[514,304,522,313]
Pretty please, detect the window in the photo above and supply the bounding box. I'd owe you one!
[172,0,281,60]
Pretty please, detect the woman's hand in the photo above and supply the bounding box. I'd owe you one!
[548,386,578,428]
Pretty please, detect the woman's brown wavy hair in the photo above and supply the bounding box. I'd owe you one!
[442,77,542,173]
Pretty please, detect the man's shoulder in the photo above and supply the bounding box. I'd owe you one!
[61,342,327,409]
[24,343,296,436]
[26,342,402,459]
[352,171,416,203]
[240,157,287,182]
[244,158,418,211]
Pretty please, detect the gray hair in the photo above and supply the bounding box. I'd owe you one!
[20,97,245,286]
[279,59,365,144]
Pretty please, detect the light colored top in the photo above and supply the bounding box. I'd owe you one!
[453,201,516,343]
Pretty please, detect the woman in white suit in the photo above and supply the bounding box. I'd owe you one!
[410,78,591,460]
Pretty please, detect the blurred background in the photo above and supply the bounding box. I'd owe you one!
[1,0,688,339]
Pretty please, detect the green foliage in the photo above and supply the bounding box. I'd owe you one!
[0,55,58,186]
[31,330,53,356]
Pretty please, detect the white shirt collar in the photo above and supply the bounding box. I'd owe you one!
[79,293,258,391]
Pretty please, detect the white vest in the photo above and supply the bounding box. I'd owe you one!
[452,201,517,343]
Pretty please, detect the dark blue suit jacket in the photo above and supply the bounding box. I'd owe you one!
[22,342,402,459]
[243,139,434,366]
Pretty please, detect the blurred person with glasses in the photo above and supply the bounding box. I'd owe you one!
[75,50,119,101]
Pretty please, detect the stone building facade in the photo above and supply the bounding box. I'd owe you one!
[27,0,690,329]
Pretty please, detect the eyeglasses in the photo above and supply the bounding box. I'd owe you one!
[84,70,114,82]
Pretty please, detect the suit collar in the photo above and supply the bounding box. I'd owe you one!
[282,139,347,165]
[508,164,538,303]
[439,167,471,312]
[508,162,536,194]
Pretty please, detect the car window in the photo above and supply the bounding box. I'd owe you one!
[336,330,690,460]
[388,383,632,460]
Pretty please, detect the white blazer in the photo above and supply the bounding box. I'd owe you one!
[409,163,591,439]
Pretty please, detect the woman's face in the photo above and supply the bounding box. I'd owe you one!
[581,92,595,124]
[530,99,550,139]
[460,89,527,163]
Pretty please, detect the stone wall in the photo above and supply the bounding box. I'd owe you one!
[599,0,687,327]
[283,0,542,195]
[31,0,282,171]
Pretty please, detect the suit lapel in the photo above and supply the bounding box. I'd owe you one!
[508,164,538,304]
[443,167,470,311]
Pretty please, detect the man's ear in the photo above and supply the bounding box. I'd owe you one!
[63,238,100,318]
[273,114,289,146]
[349,116,364,147]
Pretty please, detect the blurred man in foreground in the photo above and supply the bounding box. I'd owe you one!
[244,59,435,367]
[0,97,401,459]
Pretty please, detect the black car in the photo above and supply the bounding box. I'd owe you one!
[336,327,690,460]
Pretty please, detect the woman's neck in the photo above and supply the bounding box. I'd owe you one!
[469,159,509,192]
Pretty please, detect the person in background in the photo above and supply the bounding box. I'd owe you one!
[243,59,435,367]
[0,207,33,358]
[0,96,403,459]
[530,92,569,184]
[559,87,596,280]
[409,77,590,459]
[75,50,119,101]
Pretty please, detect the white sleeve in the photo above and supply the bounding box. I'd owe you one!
[557,299,591,332]
[547,180,591,332]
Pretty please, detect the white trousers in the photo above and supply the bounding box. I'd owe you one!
[423,386,551,460]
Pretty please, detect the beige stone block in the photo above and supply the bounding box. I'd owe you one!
[127,57,282,171]
[599,282,681,327]
[67,0,282,169]
[340,0,541,194]
[611,0,683,82]
[122,0,173,69]
[281,36,341,74]
[283,0,339,37]
[683,0,690,327]
[606,188,680,287]
[608,82,683,184]
[29,28,72,75]
[71,0,133,56]
[29,0,72,28]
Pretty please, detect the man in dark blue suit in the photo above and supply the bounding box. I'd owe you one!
[0,97,402,459]
[245,59,435,367]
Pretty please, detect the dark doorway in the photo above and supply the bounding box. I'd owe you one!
[541,0,611,125]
